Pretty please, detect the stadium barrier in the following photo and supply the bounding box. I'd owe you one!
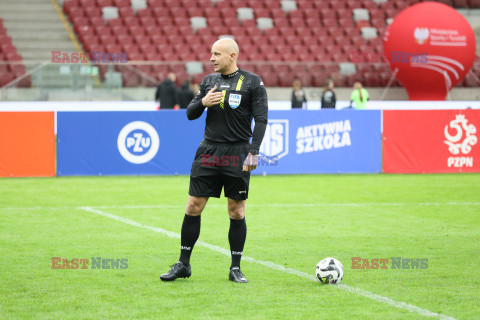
[0,112,55,177]
[57,111,205,176]
[257,110,382,174]
[56,110,382,176]
[383,109,480,173]
[3,109,478,177]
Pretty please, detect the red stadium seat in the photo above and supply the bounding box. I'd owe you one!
[137,8,153,18]
[289,17,306,27]
[322,17,338,27]
[278,27,295,37]
[288,10,304,20]
[270,8,286,18]
[267,35,285,46]
[164,0,180,7]
[63,0,79,14]
[186,7,202,17]
[355,20,370,28]
[85,7,101,18]
[319,8,336,18]
[114,0,130,7]
[83,40,101,52]
[96,0,113,7]
[305,17,321,28]
[180,0,197,7]
[129,25,147,36]
[285,35,302,46]
[236,34,253,45]
[118,7,134,17]
[153,7,170,18]
[69,7,84,21]
[111,25,128,35]
[150,33,165,44]
[79,0,95,7]
[173,16,189,26]
[298,34,318,46]
[371,18,386,28]
[296,0,315,9]
[170,7,187,17]
[384,8,400,19]
[362,1,378,11]
[247,0,264,9]
[197,0,213,8]
[336,8,352,19]
[148,0,163,7]
[122,16,139,26]
[339,17,355,27]
[166,33,180,44]
[105,43,121,52]
[207,17,224,27]
[117,33,133,45]
[246,26,261,36]
[139,16,156,26]
[107,18,123,27]
[90,16,106,27]
[254,8,271,18]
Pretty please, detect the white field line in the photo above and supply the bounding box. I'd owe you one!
[1,201,479,211]
[80,206,457,320]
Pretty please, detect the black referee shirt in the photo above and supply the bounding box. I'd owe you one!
[186,68,268,155]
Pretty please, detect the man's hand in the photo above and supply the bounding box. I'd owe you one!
[242,153,258,172]
[201,85,223,107]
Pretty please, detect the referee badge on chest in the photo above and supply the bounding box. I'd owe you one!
[229,94,242,109]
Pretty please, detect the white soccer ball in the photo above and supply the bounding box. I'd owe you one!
[315,257,344,284]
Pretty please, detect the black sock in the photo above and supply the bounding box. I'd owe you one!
[179,214,201,266]
[229,217,247,269]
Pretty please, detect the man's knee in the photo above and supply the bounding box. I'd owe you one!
[186,196,208,215]
[228,199,245,220]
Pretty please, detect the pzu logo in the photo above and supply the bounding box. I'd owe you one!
[127,130,151,153]
[117,121,160,164]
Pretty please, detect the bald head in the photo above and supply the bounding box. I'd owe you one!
[210,38,239,75]
[167,73,176,82]
[213,38,239,57]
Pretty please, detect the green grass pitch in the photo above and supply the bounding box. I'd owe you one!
[1,174,479,319]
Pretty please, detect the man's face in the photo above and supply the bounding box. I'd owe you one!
[210,43,232,74]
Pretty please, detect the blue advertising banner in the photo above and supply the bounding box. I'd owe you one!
[57,110,381,176]
[57,111,205,176]
[257,110,382,174]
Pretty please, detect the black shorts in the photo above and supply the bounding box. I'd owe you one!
[189,140,250,200]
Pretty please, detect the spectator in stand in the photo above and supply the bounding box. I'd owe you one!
[349,81,369,109]
[291,79,307,109]
[321,79,336,109]
[178,80,195,109]
[155,73,179,109]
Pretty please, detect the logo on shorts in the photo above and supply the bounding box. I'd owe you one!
[117,121,160,164]
[229,94,242,109]
[259,119,289,160]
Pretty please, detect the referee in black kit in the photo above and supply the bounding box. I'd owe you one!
[160,38,268,283]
